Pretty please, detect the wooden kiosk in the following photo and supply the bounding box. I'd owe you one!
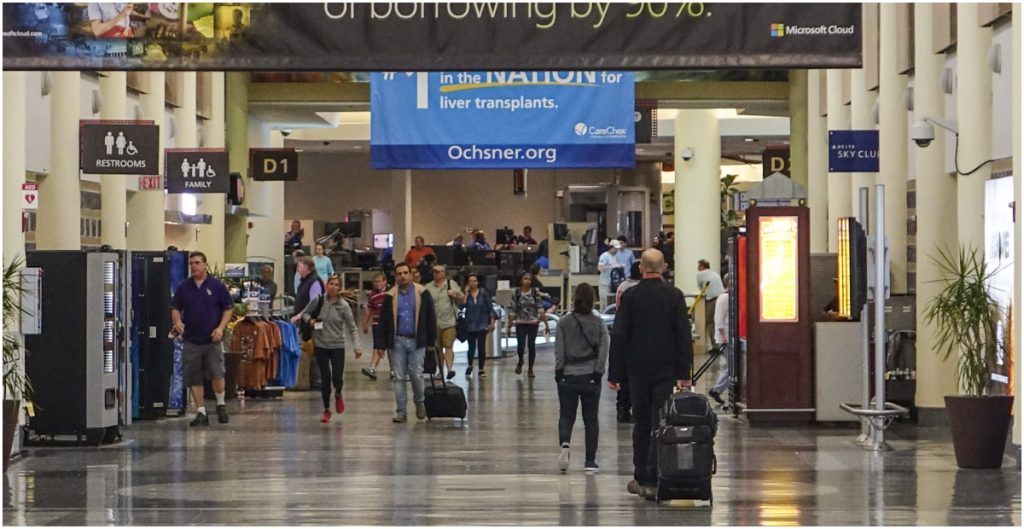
[743,206,814,426]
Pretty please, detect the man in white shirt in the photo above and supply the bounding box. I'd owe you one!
[597,240,625,309]
[708,274,731,406]
[696,259,724,352]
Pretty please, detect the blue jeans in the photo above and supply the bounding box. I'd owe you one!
[391,336,425,415]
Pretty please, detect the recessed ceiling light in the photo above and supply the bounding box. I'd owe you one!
[744,138,758,142]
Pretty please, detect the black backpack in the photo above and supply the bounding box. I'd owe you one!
[609,267,625,291]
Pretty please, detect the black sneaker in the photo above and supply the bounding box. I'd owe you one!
[189,412,209,427]
[708,390,725,405]
[446,371,456,380]
[515,361,524,375]
[216,405,229,424]
[478,370,487,378]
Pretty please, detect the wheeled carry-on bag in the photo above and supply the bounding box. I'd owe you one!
[423,349,468,421]
[656,390,718,503]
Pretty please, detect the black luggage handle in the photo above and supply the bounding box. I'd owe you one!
[428,346,452,393]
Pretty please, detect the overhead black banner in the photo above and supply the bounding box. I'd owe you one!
[3,3,862,71]
[165,149,229,194]
[250,148,299,181]
[80,120,159,175]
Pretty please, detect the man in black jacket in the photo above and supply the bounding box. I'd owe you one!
[379,263,438,423]
[609,248,693,500]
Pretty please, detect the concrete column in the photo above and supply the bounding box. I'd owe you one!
[4,72,27,262]
[879,5,910,294]
[99,72,127,248]
[826,70,852,252]
[127,72,165,251]
[673,110,720,294]
[166,74,198,253]
[1011,5,1019,450]
[914,3,959,413]
[807,70,829,253]
[36,72,80,250]
[393,170,413,261]
[246,123,285,292]
[197,72,227,269]
[789,70,809,191]
[849,68,877,232]
[956,5,993,249]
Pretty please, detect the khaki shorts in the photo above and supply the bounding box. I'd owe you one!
[182,341,225,387]
[436,326,457,353]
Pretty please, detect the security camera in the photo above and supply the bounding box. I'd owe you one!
[910,120,935,148]
[680,147,695,161]
[911,116,959,148]
[280,130,291,138]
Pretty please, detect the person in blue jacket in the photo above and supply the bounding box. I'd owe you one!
[461,273,496,378]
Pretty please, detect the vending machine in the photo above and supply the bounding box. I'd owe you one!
[24,251,128,444]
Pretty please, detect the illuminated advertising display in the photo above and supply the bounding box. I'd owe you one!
[758,216,799,322]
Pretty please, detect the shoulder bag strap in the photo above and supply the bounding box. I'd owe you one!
[568,314,600,364]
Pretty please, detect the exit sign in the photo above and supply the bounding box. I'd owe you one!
[139,175,163,190]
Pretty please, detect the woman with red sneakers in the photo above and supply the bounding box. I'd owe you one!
[300,274,363,423]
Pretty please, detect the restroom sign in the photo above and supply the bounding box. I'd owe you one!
[80,120,159,175]
[164,149,229,194]
[250,148,298,181]
[21,182,38,209]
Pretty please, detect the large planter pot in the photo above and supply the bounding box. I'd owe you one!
[3,399,19,472]
[945,395,1014,469]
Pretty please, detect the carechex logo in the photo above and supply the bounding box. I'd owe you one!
[771,22,855,37]
[573,122,627,139]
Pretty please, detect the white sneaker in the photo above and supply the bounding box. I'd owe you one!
[559,443,570,472]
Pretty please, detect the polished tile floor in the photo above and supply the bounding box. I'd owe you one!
[4,346,1021,526]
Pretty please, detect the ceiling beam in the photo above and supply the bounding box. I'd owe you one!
[248,80,790,104]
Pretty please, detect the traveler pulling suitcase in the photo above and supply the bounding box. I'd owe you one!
[423,349,468,421]
[655,389,718,503]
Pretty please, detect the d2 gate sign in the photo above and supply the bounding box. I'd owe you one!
[829,130,879,172]
[80,120,159,175]
[250,148,298,181]
[165,149,229,194]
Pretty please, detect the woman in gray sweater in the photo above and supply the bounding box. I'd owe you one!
[554,283,609,473]
[301,274,363,423]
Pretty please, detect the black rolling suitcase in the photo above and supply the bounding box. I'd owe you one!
[423,349,467,421]
[656,390,718,502]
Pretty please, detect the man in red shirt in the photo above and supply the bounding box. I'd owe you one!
[361,273,393,380]
[404,236,436,268]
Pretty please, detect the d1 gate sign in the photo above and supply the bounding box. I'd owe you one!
[250,148,298,181]
[828,130,879,172]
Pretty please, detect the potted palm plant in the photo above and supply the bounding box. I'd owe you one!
[924,246,1013,469]
[3,256,32,471]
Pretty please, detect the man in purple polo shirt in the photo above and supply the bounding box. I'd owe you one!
[171,251,234,427]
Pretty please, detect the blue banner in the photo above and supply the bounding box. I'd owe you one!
[371,71,635,169]
[828,130,879,172]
